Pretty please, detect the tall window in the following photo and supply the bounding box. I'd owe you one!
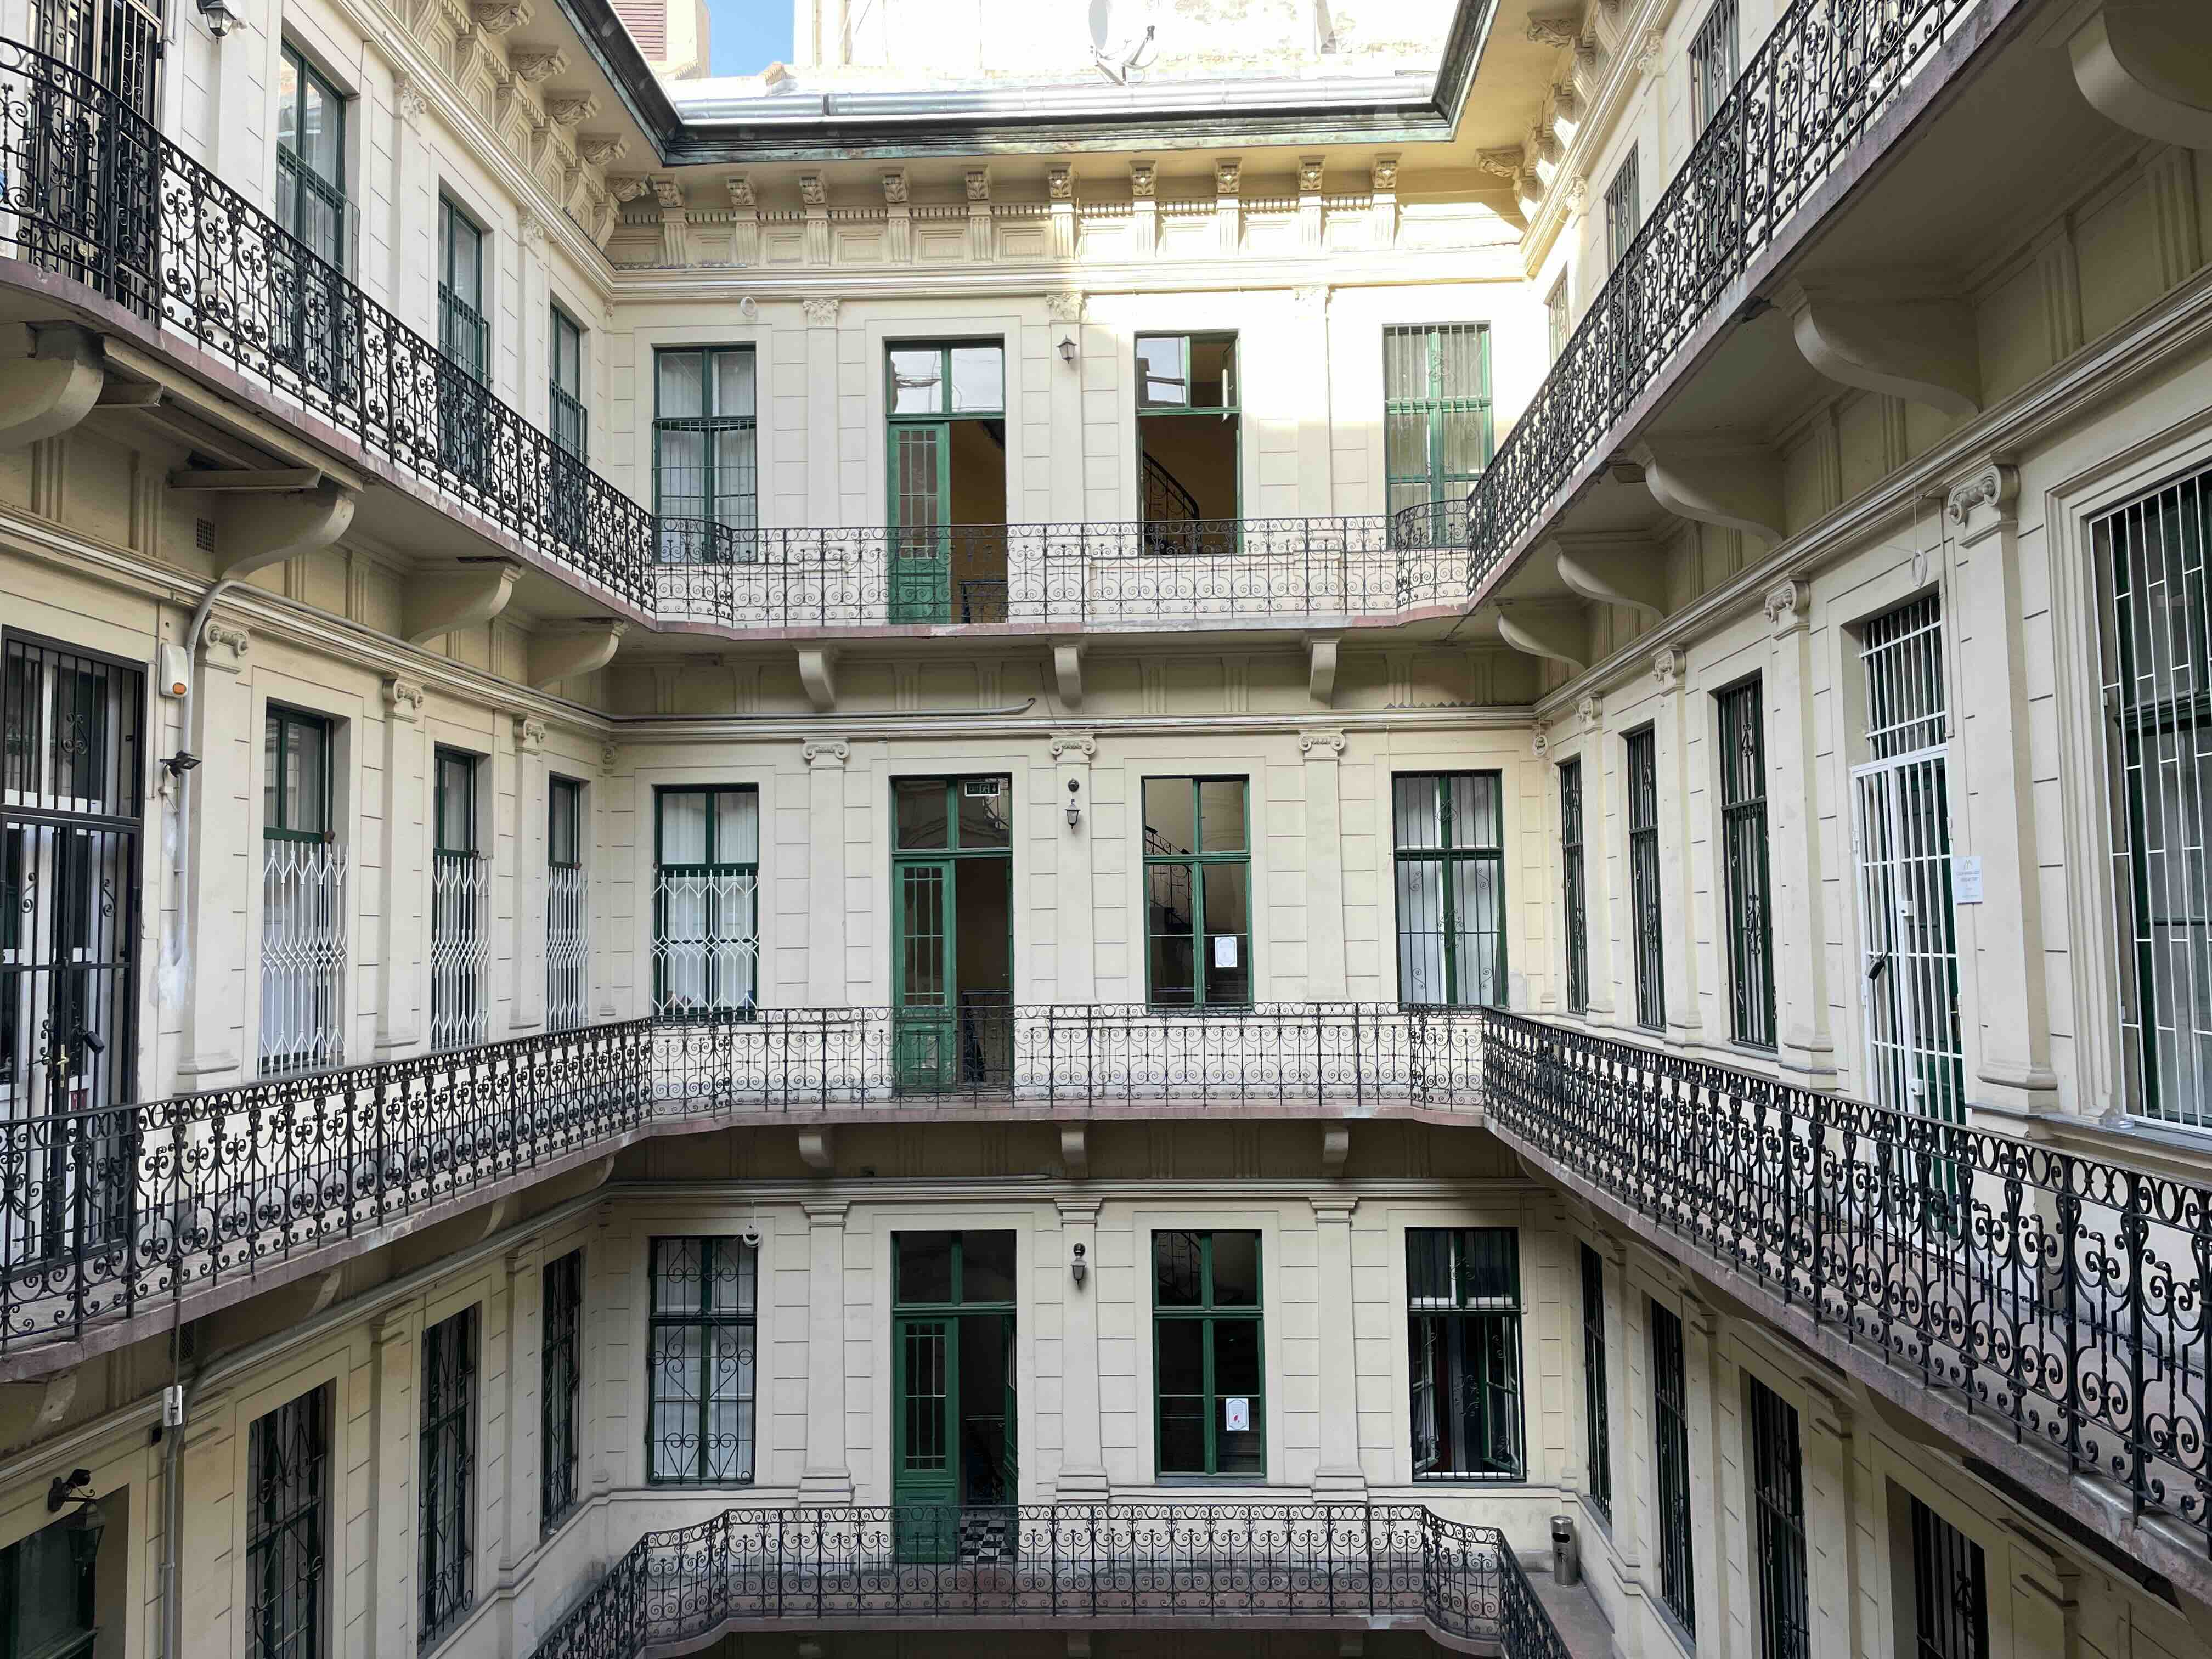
[1748,1379,1808,1659]
[1650,1301,1695,1634]
[262,706,344,1077]
[647,1237,758,1483]
[1407,1228,1522,1480]
[1719,679,1776,1048]
[1546,275,1571,362]
[1578,1244,1611,1520]
[1393,772,1505,1006]
[2098,467,2212,1127]
[1560,759,1589,1015]
[248,1386,329,1659]
[1136,333,1239,543]
[1604,149,1640,270]
[430,749,487,1052]
[1153,1230,1263,1476]
[0,1513,98,1659]
[540,1249,583,1536]
[1627,727,1666,1029]
[1908,1499,1988,1659]
[886,341,1008,622]
[652,787,758,1014]
[437,198,486,381]
[549,309,585,457]
[1689,0,1740,131]
[275,46,347,390]
[419,1308,476,1647]
[1143,777,1250,1008]
[1384,324,1492,544]
[654,347,756,563]
[546,776,586,1033]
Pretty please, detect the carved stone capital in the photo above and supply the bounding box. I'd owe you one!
[382,676,426,722]
[608,174,652,204]
[1564,173,1590,211]
[1577,693,1604,732]
[510,45,566,80]
[1297,155,1325,193]
[1945,461,2019,544]
[514,714,547,753]
[600,742,620,772]
[651,177,685,210]
[1212,156,1242,196]
[1045,291,1086,324]
[880,170,908,206]
[726,174,756,209]
[1128,159,1156,199]
[1290,284,1330,317]
[1764,578,1812,636]
[516,209,547,249]
[1634,26,1665,75]
[798,172,828,207]
[963,167,991,203]
[1047,165,1075,201]
[802,740,850,768]
[471,0,529,32]
[1370,155,1399,193]
[578,134,626,168]
[1652,646,1687,690]
[1526,10,1579,46]
[200,620,251,671]
[802,297,842,328]
[1476,146,1525,181]
[1049,732,1097,761]
[394,78,427,129]
[1299,730,1347,758]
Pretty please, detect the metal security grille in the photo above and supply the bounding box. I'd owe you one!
[1748,1379,1808,1659]
[1578,1243,1610,1520]
[419,1308,476,1645]
[1650,1301,1695,1634]
[248,1386,329,1659]
[647,1236,758,1483]
[1406,1227,1523,1480]
[430,749,487,1052]
[540,1249,583,1536]
[1627,729,1666,1029]
[1,633,142,1268]
[1560,760,1589,1015]
[1719,680,1776,1048]
[2097,467,2212,1126]
[1392,772,1506,1007]
[652,787,758,1015]
[546,777,586,1033]
[1604,149,1640,270]
[35,0,162,119]
[1383,325,1492,546]
[1852,597,1966,1148]
[1689,0,1739,130]
[1909,1498,1987,1659]
[262,707,343,1077]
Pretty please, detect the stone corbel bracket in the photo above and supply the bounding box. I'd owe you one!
[1052,639,1086,712]
[2057,0,2212,149]
[0,325,104,452]
[1306,632,1342,708]
[403,558,523,644]
[528,620,629,689]
[1776,275,1980,417]
[1496,603,1590,675]
[1633,437,1786,543]
[1549,532,1667,619]
[797,645,838,713]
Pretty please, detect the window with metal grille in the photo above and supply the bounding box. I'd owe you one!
[1689,0,1739,131]
[1908,1498,1988,1659]
[1627,727,1667,1029]
[1143,778,1251,1008]
[1651,1300,1695,1634]
[1547,275,1571,362]
[546,777,586,1033]
[647,1237,758,1483]
[1604,149,1640,270]
[1407,1228,1522,1480]
[1578,1244,1611,1519]
[549,309,585,457]
[1718,679,1776,1048]
[262,706,345,1077]
[275,45,349,393]
[437,198,486,382]
[1383,325,1492,545]
[419,1308,476,1646]
[430,749,487,1052]
[654,347,757,563]
[0,1511,97,1659]
[1154,1230,1264,1476]
[2097,467,2212,1127]
[652,787,758,1014]
[1749,1378,1808,1659]
[540,1249,583,1534]
[248,1385,329,1659]
[1560,759,1589,1015]
[1393,772,1506,1007]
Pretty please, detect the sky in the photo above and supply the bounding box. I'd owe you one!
[708,0,794,75]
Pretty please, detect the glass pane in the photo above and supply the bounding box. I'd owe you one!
[1190,337,1234,409]
[1455,774,1500,848]
[1201,863,1250,1004]
[714,789,758,863]
[1156,1318,1203,1393]
[300,72,338,182]
[890,348,943,415]
[713,349,755,417]
[896,780,949,849]
[1158,1396,1205,1473]
[648,1323,701,1479]
[1153,1231,1203,1305]
[438,755,472,850]
[898,1232,954,1304]
[1453,860,1502,1005]
[550,780,579,865]
[654,1237,703,1312]
[1441,408,1487,476]
[1398,859,1447,1003]
[1199,780,1245,851]
[1136,336,1186,407]
[713,428,757,516]
[1387,481,1432,520]
[1438,326,1486,399]
[658,351,704,419]
[1144,778,1195,855]
[1395,776,1443,850]
[708,1236,756,1313]
[1210,1232,1259,1306]
[961,1230,1016,1303]
[1407,1229,1453,1304]
[1385,410,1430,480]
[899,866,946,1002]
[1214,1316,1261,1390]
[659,792,707,864]
[450,216,478,300]
[1149,930,1195,1007]
[949,346,1002,412]
[955,780,1011,848]
[263,713,280,828]
[290,718,328,835]
[657,427,705,507]
[278,53,300,154]
[892,427,944,531]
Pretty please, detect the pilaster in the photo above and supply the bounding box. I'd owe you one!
[798,1201,854,1503]
[1763,580,1836,1085]
[1291,287,1334,518]
[802,298,842,529]
[1650,648,1701,1041]
[376,676,428,1052]
[803,741,850,1006]
[1309,1197,1365,1497]
[1054,1197,1110,1500]
[1052,733,1097,1001]
[178,619,252,1084]
[1300,732,1350,998]
[510,715,548,1030]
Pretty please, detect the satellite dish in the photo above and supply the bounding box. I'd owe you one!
[1091,0,1159,81]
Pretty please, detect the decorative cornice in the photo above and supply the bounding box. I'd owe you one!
[470,0,529,32]
[509,46,566,81]
[1476,146,1525,180]
[1527,11,1581,47]
[608,174,652,203]
[578,134,625,167]
[545,93,599,128]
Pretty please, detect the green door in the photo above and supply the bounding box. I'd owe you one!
[999,1311,1019,1499]
[893,1314,958,1561]
[889,424,950,623]
[895,858,956,1090]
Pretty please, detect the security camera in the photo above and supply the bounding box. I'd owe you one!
[738,1222,763,1249]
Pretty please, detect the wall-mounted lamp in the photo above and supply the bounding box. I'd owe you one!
[1065,777,1082,828]
[1069,1242,1087,1285]
[196,0,238,37]
[1057,334,1078,365]
[46,1469,105,1575]
[159,751,202,780]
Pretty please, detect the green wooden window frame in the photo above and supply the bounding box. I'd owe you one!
[1406,1227,1523,1481]
[652,786,759,1015]
[434,747,478,856]
[1546,275,1571,363]
[887,340,1006,423]
[1650,1300,1696,1635]
[1718,678,1777,1048]
[264,704,332,842]
[277,43,346,270]
[646,1236,758,1485]
[437,196,486,382]
[1689,0,1740,132]
[1142,776,1251,1009]
[1748,1377,1809,1659]
[1578,1243,1612,1520]
[653,346,757,562]
[1153,1229,1264,1477]
[1626,727,1666,1030]
[883,340,1007,592]
[1392,771,1506,1007]
[417,1307,476,1646]
[247,1385,329,1659]
[549,776,582,870]
[1136,333,1237,413]
[1560,759,1589,1015]
[1135,333,1239,530]
[1605,149,1640,272]
[1383,324,1492,527]
[550,307,585,460]
[539,1249,583,1537]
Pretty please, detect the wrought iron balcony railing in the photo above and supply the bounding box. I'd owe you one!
[527,1504,1571,1659]
[0,1004,1483,1359]
[1477,1009,2212,1580]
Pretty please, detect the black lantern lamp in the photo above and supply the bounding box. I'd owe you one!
[47,1468,106,1575]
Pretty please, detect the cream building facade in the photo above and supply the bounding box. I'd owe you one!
[0,2,2209,1659]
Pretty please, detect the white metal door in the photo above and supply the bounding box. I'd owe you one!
[1852,749,1966,1128]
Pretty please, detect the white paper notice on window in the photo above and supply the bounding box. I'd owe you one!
[1212,934,1239,969]
[1223,1397,1250,1432]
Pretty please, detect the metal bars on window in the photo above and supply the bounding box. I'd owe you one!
[1626,729,1666,1030]
[1718,679,1776,1048]
[1406,1227,1523,1480]
[1604,149,1639,271]
[652,787,758,1015]
[248,1385,329,1659]
[262,706,343,1077]
[540,1250,583,1536]
[1909,1499,1987,1659]
[430,749,487,1053]
[647,1237,758,1484]
[546,777,586,1034]
[1560,759,1589,1015]
[2097,466,2212,1127]
[1578,1244,1610,1520]
[419,1307,476,1647]
[1689,0,1739,131]
[654,348,758,564]
[1383,325,1492,549]
[1748,1379,1807,1659]
[1392,772,1505,1008]
[1650,1301,1695,1635]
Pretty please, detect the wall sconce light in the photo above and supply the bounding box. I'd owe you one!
[1057,334,1078,365]
[1070,1242,1087,1285]
[1065,777,1081,828]
[159,751,201,780]
[196,0,239,37]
